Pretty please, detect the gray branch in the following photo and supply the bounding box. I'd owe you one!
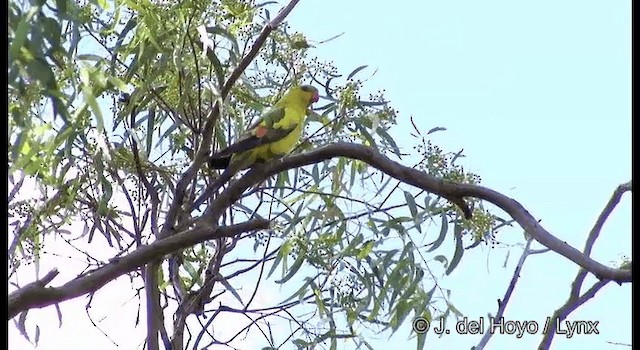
[8,219,269,319]
[205,143,631,283]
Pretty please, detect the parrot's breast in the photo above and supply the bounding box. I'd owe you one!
[268,122,302,155]
[250,105,305,162]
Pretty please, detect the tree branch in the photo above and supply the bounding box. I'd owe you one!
[219,0,301,99]
[539,182,630,349]
[538,279,609,349]
[475,237,548,350]
[139,3,302,344]
[205,143,631,283]
[161,0,303,238]
[8,172,25,203]
[8,219,270,319]
[144,261,162,350]
[583,181,632,257]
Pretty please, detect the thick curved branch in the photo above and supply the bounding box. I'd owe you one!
[8,219,270,320]
[205,143,631,283]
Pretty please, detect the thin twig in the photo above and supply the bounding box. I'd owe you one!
[8,173,25,203]
[475,237,542,350]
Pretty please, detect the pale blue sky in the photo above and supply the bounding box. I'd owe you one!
[9,1,630,349]
[290,0,631,349]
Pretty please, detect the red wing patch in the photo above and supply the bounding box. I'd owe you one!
[255,125,268,138]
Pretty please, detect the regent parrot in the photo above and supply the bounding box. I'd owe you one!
[207,84,320,190]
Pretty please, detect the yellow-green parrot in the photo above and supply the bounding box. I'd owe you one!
[208,85,319,186]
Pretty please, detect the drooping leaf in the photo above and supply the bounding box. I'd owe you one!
[275,248,305,284]
[446,222,465,275]
[427,212,448,252]
[346,65,368,81]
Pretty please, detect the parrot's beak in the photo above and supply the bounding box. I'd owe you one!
[311,92,319,103]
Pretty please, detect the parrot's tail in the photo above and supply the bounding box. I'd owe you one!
[208,155,231,169]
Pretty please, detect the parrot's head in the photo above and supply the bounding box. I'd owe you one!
[298,85,320,106]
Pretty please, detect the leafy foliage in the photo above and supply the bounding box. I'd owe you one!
[9,0,505,348]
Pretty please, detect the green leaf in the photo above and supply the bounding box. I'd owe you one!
[83,87,104,132]
[404,191,421,233]
[446,223,464,275]
[10,6,39,58]
[447,301,464,317]
[423,195,431,210]
[145,109,155,157]
[391,298,410,332]
[275,249,305,284]
[377,127,401,157]
[276,169,289,189]
[79,66,105,131]
[433,255,448,268]
[356,240,374,260]
[388,267,408,308]
[451,149,464,165]
[427,212,448,252]
[402,269,423,300]
[204,48,225,87]
[404,191,418,217]
[347,65,368,80]
[114,17,137,54]
[100,175,113,202]
[183,260,199,282]
[41,17,62,48]
[369,284,388,321]
[311,163,320,183]
[26,58,57,89]
[206,26,240,55]
[267,241,290,279]
[77,54,106,62]
[107,76,128,91]
[292,339,312,348]
[356,123,377,149]
[279,277,314,305]
[427,126,446,135]
[381,249,399,269]
[219,278,244,307]
[313,288,326,318]
[344,233,364,254]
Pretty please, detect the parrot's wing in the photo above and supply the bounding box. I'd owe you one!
[213,108,294,158]
[245,106,280,130]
